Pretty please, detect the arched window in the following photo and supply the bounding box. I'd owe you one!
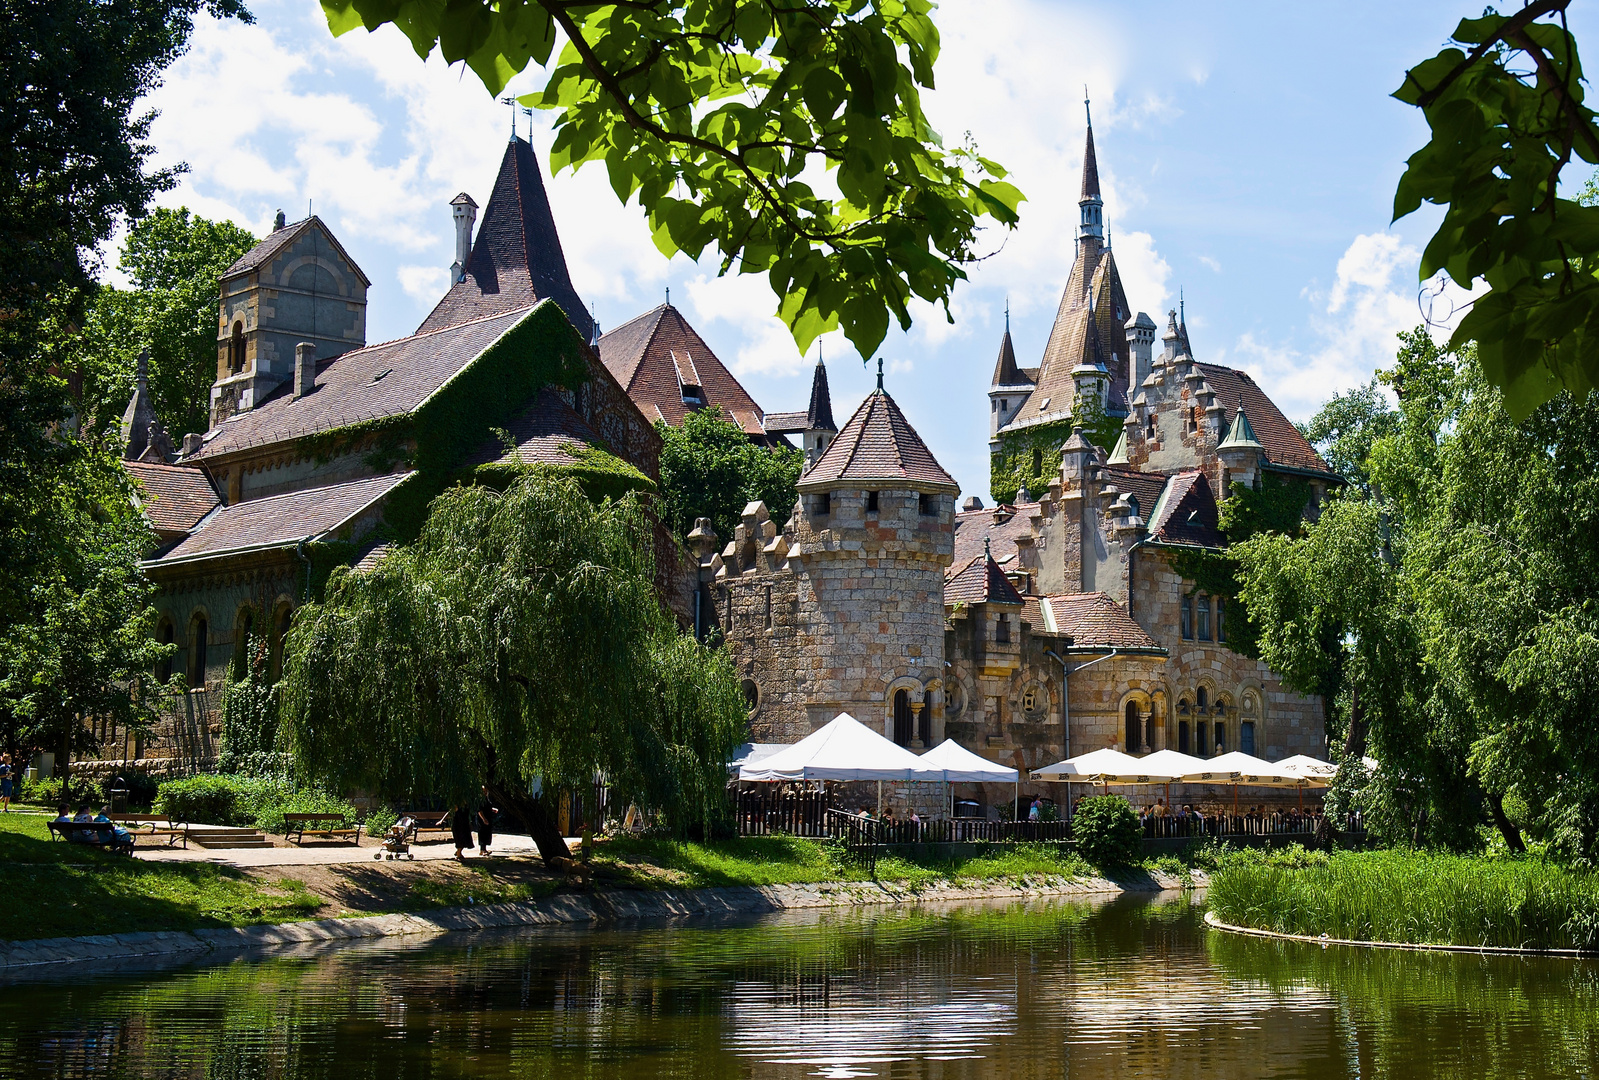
[892,689,913,747]
[188,614,209,687]
[269,603,293,682]
[1124,702,1141,752]
[1178,720,1190,754]
[232,607,255,680]
[154,619,175,683]
[1196,687,1208,711]
[1214,722,1227,754]
[229,321,245,374]
[1180,594,1193,640]
[1145,709,1157,752]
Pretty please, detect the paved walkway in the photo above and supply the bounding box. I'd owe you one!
[136,825,551,868]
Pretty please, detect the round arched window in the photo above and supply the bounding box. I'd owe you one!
[740,679,760,714]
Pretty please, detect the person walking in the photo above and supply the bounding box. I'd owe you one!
[0,754,12,812]
[476,788,496,857]
[451,804,474,862]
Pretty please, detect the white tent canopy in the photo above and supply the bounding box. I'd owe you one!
[1136,749,1211,778]
[738,712,927,782]
[1275,754,1336,788]
[1178,751,1296,785]
[916,739,1019,783]
[1032,747,1181,784]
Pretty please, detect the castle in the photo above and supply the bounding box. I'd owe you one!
[115,117,1336,809]
[703,114,1338,809]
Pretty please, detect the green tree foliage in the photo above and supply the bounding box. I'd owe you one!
[656,406,804,542]
[0,458,174,789]
[1298,379,1399,495]
[1236,326,1599,861]
[1394,2,1599,418]
[279,469,747,864]
[319,0,1023,360]
[1070,794,1141,868]
[80,208,257,441]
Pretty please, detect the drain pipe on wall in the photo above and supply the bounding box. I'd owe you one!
[1046,647,1121,819]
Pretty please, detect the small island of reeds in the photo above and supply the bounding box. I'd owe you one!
[1207,848,1599,953]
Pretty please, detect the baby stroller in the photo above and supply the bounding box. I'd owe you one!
[375,815,418,860]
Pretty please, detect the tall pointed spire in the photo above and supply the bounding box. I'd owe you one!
[806,350,836,432]
[991,321,1023,386]
[1081,93,1101,200]
[1078,93,1103,243]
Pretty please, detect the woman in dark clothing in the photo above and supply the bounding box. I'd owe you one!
[451,805,474,861]
[476,788,496,857]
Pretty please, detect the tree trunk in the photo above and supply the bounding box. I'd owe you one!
[1342,686,1368,763]
[58,725,72,799]
[483,780,571,866]
[1486,791,1526,853]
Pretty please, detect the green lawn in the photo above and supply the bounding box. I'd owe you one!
[0,812,321,941]
[1207,847,1599,951]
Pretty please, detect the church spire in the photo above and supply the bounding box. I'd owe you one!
[1078,93,1104,244]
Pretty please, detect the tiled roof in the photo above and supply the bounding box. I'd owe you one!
[1036,592,1163,652]
[1196,363,1334,476]
[124,462,219,535]
[156,472,412,564]
[990,328,1030,387]
[193,307,529,458]
[798,389,958,492]
[417,137,593,339]
[945,552,1025,606]
[952,503,1037,569]
[806,359,836,431]
[352,543,394,573]
[1146,469,1225,548]
[1098,465,1168,525]
[474,387,602,467]
[764,410,808,433]
[596,303,768,434]
[222,216,370,286]
[1006,247,1132,430]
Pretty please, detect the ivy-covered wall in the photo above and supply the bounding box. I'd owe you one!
[990,397,1122,504]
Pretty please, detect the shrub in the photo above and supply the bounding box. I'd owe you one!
[1072,795,1142,868]
[23,776,63,807]
[217,676,280,773]
[364,808,398,838]
[155,774,356,833]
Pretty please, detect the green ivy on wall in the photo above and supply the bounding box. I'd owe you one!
[989,395,1122,504]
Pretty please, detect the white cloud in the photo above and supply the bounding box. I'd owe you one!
[1111,230,1172,320]
[397,265,448,305]
[1198,255,1222,273]
[1326,232,1417,315]
[683,271,816,378]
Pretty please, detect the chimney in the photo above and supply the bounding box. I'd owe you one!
[1125,311,1156,388]
[294,342,316,400]
[180,433,204,457]
[449,193,478,282]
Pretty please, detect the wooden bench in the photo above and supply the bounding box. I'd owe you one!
[400,810,453,844]
[46,819,136,856]
[108,813,189,848]
[283,813,361,845]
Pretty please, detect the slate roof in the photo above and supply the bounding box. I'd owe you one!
[763,410,807,432]
[417,137,593,339]
[222,216,370,286]
[765,359,837,435]
[473,387,603,467]
[1029,592,1164,652]
[945,551,1025,606]
[192,307,530,458]
[1145,469,1225,548]
[1081,122,1101,200]
[798,389,958,492]
[597,303,769,436]
[125,462,219,536]
[155,472,413,564]
[990,328,1031,388]
[1098,465,1168,525]
[1196,363,1334,476]
[952,503,1037,569]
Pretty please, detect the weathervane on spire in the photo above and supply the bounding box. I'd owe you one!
[1004,296,1010,333]
[501,96,517,138]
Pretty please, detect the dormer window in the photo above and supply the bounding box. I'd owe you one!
[680,383,703,405]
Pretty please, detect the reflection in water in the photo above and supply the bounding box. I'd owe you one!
[0,893,1594,1079]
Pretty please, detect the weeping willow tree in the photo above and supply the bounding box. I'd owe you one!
[278,470,746,864]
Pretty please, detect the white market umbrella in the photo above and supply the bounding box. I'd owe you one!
[738,712,926,783]
[1179,751,1297,815]
[1137,749,1210,815]
[1275,755,1336,786]
[1033,747,1182,784]
[918,739,1021,820]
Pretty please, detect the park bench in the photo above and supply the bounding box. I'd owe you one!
[108,813,189,848]
[283,813,361,845]
[46,819,136,856]
[400,810,453,844]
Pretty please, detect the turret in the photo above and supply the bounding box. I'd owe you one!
[1216,400,1265,496]
[449,192,478,283]
[1078,97,1104,249]
[988,309,1032,440]
[1125,311,1155,389]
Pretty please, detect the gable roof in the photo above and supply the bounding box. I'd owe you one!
[596,303,768,436]
[945,550,1025,606]
[125,461,219,536]
[1196,363,1334,476]
[191,307,531,459]
[1145,469,1225,548]
[472,387,602,467]
[953,503,1036,570]
[1030,592,1164,652]
[222,216,370,287]
[154,471,412,565]
[1099,465,1168,524]
[766,359,837,435]
[417,137,593,339]
[798,388,958,492]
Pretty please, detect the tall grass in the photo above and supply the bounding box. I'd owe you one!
[1208,849,1599,951]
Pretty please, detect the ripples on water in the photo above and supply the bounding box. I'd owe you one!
[0,893,1594,1079]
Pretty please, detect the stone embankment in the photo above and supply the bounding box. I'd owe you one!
[1,872,1194,974]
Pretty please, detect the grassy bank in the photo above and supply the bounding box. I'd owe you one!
[0,815,1106,944]
[1208,848,1599,951]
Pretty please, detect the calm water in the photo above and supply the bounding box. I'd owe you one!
[0,893,1595,1079]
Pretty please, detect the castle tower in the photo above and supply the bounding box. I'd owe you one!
[718,364,958,745]
[988,306,1033,443]
[798,355,838,464]
[1078,97,1104,252]
[211,214,369,428]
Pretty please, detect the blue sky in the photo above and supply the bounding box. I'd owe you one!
[129,0,1599,500]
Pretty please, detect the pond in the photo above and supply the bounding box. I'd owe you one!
[0,893,1594,1079]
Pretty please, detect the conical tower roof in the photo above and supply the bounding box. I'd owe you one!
[1218,401,1264,450]
[1106,427,1130,465]
[798,387,957,492]
[418,136,593,339]
[807,357,836,432]
[1081,120,1101,200]
[991,326,1028,386]
[120,349,157,461]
